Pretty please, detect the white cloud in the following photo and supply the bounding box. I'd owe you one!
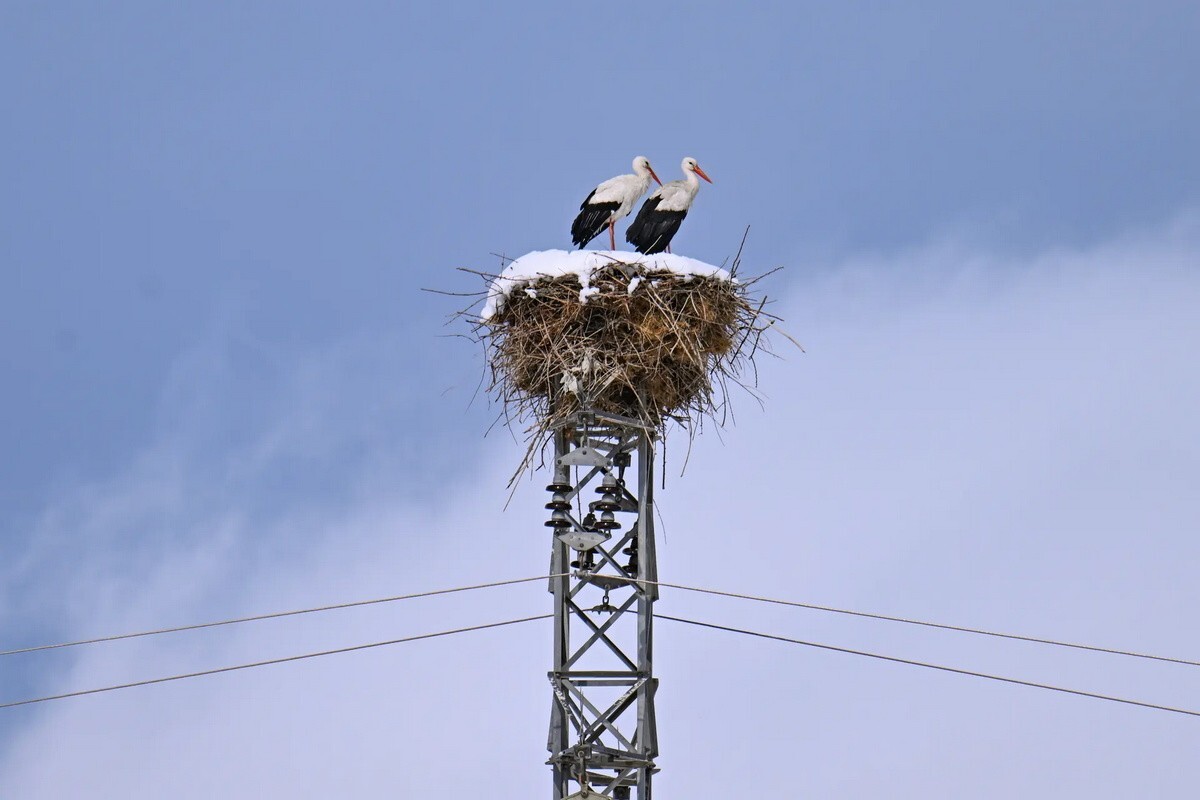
[3,214,1200,798]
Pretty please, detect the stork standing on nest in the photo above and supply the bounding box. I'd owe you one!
[571,156,662,250]
[626,156,713,255]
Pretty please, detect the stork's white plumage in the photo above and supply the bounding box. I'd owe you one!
[571,156,662,250]
[625,157,713,255]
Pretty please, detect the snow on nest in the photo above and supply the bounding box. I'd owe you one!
[481,249,735,320]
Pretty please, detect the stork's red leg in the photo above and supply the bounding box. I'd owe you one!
[609,221,616,250]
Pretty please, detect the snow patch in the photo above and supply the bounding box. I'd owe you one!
[481,249,735,320]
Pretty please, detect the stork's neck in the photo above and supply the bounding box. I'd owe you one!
[683,168,701,195]
[633,166,653,190]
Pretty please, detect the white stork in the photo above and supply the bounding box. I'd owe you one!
[625,156,713,255]
[571,156,662,250]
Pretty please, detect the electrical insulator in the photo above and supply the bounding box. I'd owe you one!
[544,482,573,529]
[592,473,622,530]
[623,539,639,574]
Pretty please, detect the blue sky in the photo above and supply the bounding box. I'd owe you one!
[2,2,1199,797]
[2,1,1197,520]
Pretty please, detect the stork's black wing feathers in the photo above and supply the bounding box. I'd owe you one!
[626,196,687,255]
[624,196,659,247]
[571,190,621,249]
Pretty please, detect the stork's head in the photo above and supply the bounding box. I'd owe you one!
[633,156,662,186]
[682,157,713,184]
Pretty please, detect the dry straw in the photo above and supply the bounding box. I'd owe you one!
[465,240,785,475]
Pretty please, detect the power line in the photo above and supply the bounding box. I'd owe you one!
[660,614,1200,719]
[7,571,1194,677]
[620,577,1200,669]
[0,614,551,710]
[1,574,562,657]
[8,605,1197,720]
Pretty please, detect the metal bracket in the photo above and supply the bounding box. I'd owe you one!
[558,446,610,467]
[558,529,612,552]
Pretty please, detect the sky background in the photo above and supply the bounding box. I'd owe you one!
[2,1,1199,797]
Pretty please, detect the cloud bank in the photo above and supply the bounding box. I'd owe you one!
[3,214,1199,798]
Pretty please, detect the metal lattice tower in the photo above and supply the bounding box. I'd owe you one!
[544,409,659,800]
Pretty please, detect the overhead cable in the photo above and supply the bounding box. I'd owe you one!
[0,614,551,709]
[8,572,1194,673]
[0,574,562,657]
[612,577,1200,669]
[659,614,1200,719]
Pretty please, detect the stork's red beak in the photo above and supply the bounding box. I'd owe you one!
[649,167,662,186]
[694,165,713,184]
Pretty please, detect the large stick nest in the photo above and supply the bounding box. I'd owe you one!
[474,251,780,453]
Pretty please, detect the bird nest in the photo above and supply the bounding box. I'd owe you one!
[473,249,781,462]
